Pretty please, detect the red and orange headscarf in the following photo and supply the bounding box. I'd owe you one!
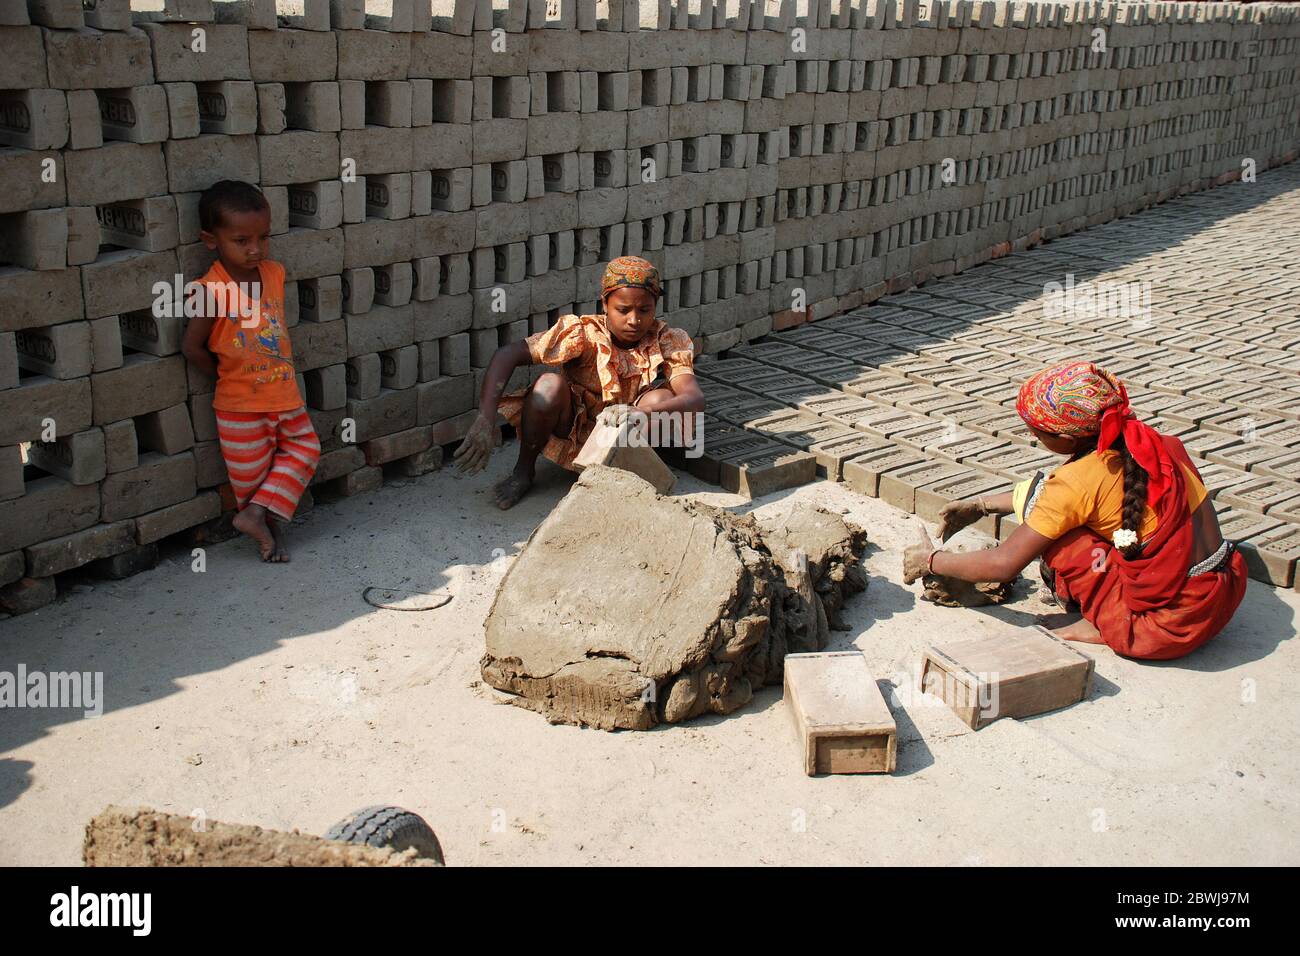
[1017,362,1175,506]
[1016,361,1125,437]
[601,255,662,301]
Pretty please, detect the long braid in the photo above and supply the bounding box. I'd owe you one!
[1114,434,1149,560]
[1070,433,1149,559]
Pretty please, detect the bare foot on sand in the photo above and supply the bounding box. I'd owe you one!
[493,470,533,510]
[1046,615,1104,644]
[232,505,276,561]
[267,518,290,562]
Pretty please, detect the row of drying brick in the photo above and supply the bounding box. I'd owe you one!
[6,8,1295,253]
[4,48,1287,198]
[690,348,1300,590]
[6,129,1295,361]
[14,87,1262,265]
[7,19,1270,151]
[688,248,1300,589]
[870,288,1300,402]
[721,333,1300,501]
[760,301,1300,477]
[7,39,1285,271]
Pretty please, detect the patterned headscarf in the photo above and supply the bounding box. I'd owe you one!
[601,255,662,300]
[1016,362,1125,438]
[1018,361,1175,506]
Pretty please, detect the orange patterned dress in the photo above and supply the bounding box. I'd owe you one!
[498,313,696,470]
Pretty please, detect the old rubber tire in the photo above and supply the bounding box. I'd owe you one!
[324,806,445,864]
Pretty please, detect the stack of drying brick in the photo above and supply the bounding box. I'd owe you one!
[2,0,1299,613]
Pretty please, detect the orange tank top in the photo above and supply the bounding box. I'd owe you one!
[198,259,303,413]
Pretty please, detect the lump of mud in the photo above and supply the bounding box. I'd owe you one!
[84,806,438,867]
[480,466,869,731]
[756,506,869,631]
[921,575,1011,607]
[921,536,1014,607]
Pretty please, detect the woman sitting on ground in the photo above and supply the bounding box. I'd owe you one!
[902,361,1248,660]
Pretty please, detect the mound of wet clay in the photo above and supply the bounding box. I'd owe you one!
[480,466,869,730]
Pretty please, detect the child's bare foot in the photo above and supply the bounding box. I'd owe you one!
[493,469,533,510]
[232,504,276,561]
[267,518,291,563]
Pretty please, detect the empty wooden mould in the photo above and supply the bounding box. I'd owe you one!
[784,651,897,775]
[920,625,1095,730]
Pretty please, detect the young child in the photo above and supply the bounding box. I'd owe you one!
[180,180,320,562]
[903,362,1247,660]
[454,255,704,509]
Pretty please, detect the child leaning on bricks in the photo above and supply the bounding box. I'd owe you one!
[453,256,705,510]
[180,180,320,562]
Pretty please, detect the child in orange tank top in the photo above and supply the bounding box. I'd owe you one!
[180,181,320,563]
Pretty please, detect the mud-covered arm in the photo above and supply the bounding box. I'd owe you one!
[637,371,704,415]
[931,523,1055,583]
[454,340,532,475]
[904,522,1055,585]
[979,492,1014,515]
[937,491,1015,541]
[476,340,531,422]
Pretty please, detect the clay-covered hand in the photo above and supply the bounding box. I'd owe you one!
[937,497,987,542]
[902,525,937,585]
[453,412,499,474]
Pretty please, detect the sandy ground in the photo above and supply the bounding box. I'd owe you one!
[1,448,1297,867]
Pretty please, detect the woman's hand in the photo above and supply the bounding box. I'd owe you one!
[902,525,937,585]
[453,412,499,474]
[938,497,987,542]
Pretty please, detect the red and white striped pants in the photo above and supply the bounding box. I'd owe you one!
[215,407,321,521]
